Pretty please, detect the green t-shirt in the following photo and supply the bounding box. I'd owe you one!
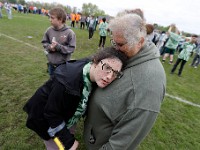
[99,22,108,36]
[165,32,182,49]
[178,42,196,61]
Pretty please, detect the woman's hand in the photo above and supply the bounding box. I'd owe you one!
[69,140,79,150]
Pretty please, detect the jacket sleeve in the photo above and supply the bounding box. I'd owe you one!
[99,109,158,150]
[41,29,52,52]
[48,122,75,149]
[55,30,76,55]
[43,80,78,149]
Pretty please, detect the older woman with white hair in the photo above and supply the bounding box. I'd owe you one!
[84,10,166,150]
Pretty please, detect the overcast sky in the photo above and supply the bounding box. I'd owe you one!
[26,0,199,34]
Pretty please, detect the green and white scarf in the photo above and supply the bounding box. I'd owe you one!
[67,62,92,128]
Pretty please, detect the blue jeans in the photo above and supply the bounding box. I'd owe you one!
[48,64,57,77]
[191,54,200,67]
[0,8,2,18]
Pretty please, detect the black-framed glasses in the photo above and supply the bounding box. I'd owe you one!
[110,39,127,49]
[100,61,123,79]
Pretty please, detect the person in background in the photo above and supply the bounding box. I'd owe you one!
[80,15,86,29]
[98,17,108,50]
[151,25,160,45]
[171,35,198,76]
[84,10,166,150]
[75,13,81,28]
[94,16,99,30]
[33,6,37,14]
[0,2,3,19]
[85,15,90,30]
[23,47,127,150]
[88,15,96,40]
[146,23,155,42]
[191,43,200,68]
[156,31,169,55]
[41,7,76,77]
[4,2,12,19]
[162,24,182,64]
[23,5,28,14]
[70,12,76,28]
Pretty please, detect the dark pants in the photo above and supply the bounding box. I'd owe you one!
[80,22,85,29]
[86,22,89,30]
[191,54,200,67]
[71,21,75,27]
[99,36,106,48]
[171,58,187,75]
[89,27,94,39]
[48,64,56,77]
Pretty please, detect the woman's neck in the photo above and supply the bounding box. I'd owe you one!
[89,64,95,82]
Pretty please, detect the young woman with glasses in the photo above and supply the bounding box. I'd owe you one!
[23,47,127,150]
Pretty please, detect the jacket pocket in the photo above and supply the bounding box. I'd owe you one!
[89,128,96,144]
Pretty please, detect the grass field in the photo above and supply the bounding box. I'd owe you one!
[0,10,200,150]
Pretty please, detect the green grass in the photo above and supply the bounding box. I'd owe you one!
[0,10,200,149]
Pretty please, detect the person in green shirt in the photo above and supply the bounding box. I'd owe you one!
[171,34,198,76]
[162,24,182,64]
[98,17,108,49]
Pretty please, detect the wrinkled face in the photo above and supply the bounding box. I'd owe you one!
[93,58,123,88]
[111,32,138,58]
[49,15,62,28]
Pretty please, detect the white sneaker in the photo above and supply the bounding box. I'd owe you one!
[194,66,197,68]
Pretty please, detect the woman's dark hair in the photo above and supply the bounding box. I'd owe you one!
[102,17,106,22]
[91,47,127,68]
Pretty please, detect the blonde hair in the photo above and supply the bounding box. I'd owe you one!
[169,24,179,34]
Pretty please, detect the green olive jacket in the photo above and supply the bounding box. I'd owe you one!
[84,42,166,150]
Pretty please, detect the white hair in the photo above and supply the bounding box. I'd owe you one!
[108,14,147,48]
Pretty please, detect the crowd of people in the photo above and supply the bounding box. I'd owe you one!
[18,5,199,150]
[68,12,110,47]
[67,10,200,75]
[0,2,49,20]
[0,2,12,19]
[147,23,200,76]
